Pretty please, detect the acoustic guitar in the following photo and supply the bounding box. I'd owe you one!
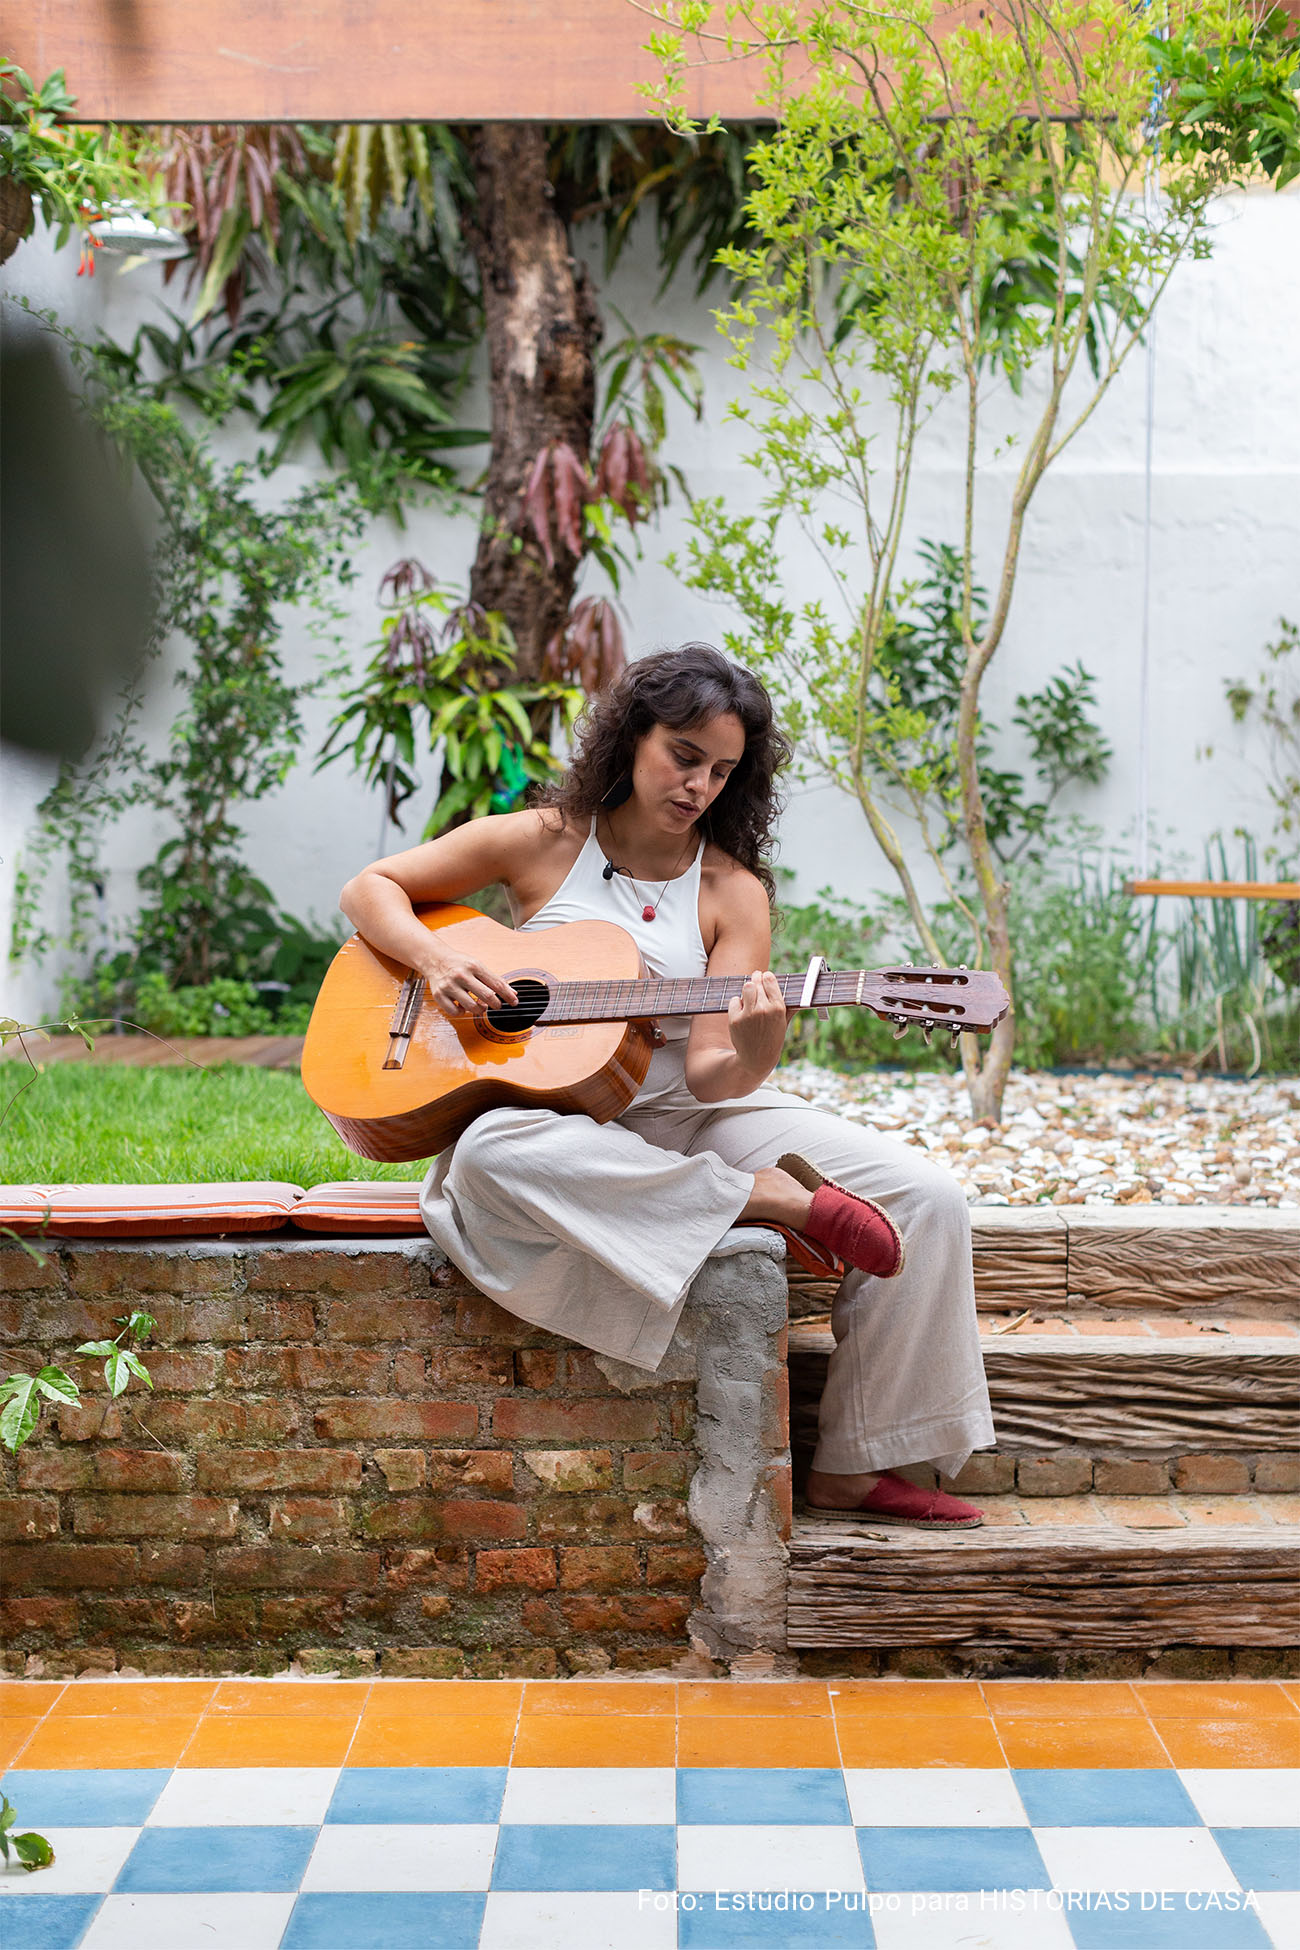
[301,904,1010,1163]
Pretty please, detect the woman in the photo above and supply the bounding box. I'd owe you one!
[340,643,994,1528]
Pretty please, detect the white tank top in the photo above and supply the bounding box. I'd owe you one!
[511,814,709,1042]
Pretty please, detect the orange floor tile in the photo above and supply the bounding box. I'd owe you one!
[180,1711,361,1768]
[677,1713,841,1769]
[829,1680,989,1718]
[1155,1717,1300,1769]
[512,1712,677,1768]
[0,1718,41,1767]
[209,1680,374,1717]
[18,1712,202,1769]
[834,1714,1007,1769]
[1134,1682,1300,1723]
[983,1681,1142,1719]
[46,1679,216,1718]
[367,1679,522,1714]
[346,1712,518,1767]
[995,1714,1173,1770]
[676,1681,833,1717]
[0,1680,64,1716]
[521,1681,676,1716]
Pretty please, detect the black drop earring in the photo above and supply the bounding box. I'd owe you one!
[599,771,633,810]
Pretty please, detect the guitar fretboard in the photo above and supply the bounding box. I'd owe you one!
[536,970,892,1023]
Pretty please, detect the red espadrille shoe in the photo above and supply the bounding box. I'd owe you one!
[755,1223,845,1279]
[776,1152,905,1279]
[805,1471,983,1529]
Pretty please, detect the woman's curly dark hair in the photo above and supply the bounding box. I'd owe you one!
[533,643,792,902]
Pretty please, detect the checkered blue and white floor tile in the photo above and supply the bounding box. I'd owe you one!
[2,1680,1297,1948]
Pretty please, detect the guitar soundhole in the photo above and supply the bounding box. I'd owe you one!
[483,977,551,1037]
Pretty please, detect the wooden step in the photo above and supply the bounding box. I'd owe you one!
[786,1206,1300,1321]
[787,1496,1300,1649]
[789,1319,1300,1457]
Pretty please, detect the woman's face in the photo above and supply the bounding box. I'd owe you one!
[630,712,746,832]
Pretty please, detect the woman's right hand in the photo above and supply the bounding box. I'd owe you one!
[423,946,518,1016]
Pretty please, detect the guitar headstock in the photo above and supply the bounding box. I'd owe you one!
[862,966,1010,1041]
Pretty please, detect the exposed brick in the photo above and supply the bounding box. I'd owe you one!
[561,1594,693,1635]
[0,1297,26,1336]
[373,1449,425,1491]
[223,1347,390,1392]
[247,1249,412,1294]
[439,1500,528,1542]
[214,1545,382,1591]
[420,1593,451,1620]
[132,1351,218,1392]
[1173,1454,1251,1494]
[138,1545,208,1586]
[84,1597,176,1638]
[557,1352,612,1390]
[16,1449,93,1491]
[393,1351,426,1393]
[761,1363,789,1451]
[521,1597,559,1636]
[269,1498,354,1542]
[456,1296,548,1344]
[67,1249,234,1296]
[383,1547,470,1593]
[948,1453,1016,1494]
[515,1350,557,1388]
[765,1459,793,1540]
[172,1596,260,1643]
[534,1495,640,1543]
[1,1595,80,1640]
[196,1450,363,1493]
[427,1451,514,1495]
[0,1496,60,1541]
[629,1498,692,1539]
[466,1647,556,1678]
[430,1346,514,1388]
[324,1299,444,1340]
[2,1543,136,1589]
[520,1450,613,1493]
[669,1399,695,1442]
[1255,1455,1300,1492]
[382,1647,465,1677]
[623,1452,692,1494]
[492,1398,659,1443]
[148,1299,260,1344]
[52,1401,125,1444]
[313,1399,477,1441]
[476,1548,557,1592]
[558,1546,640,1591]
[248,1302,317,1340]
[645,1545,707,1588]
[0,1245,64,1292]
[92,1450,190,1495]
[1094,1458,1171,1495]
[136,1400,302,1446]
[262,1594,346,1636]
[72,1495,238,1540]
[361,1499,448,1542]
[1016,1454,1094,1497]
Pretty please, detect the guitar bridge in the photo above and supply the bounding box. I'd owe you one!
[384,971,426,1070]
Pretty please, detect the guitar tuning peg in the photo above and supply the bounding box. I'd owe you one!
[949,1028,961,1052]
[921,1025,933,1047]
[892,1019,910,1040]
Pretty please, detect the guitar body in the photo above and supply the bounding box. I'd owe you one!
[301,906,656,1163]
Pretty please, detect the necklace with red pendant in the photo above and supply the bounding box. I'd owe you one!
[600,816,695,921]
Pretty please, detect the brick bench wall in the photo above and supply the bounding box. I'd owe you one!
[0,1234,791,1680]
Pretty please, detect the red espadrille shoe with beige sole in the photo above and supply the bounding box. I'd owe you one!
[804,1471,984,1529]
[775,1151,905,1279]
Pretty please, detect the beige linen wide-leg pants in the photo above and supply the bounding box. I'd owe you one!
[420,1044,995,1481]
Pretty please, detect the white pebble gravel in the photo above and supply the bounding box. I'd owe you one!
[773,1062,1300,1207]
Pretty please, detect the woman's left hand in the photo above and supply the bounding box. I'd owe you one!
[726,970,792,1082]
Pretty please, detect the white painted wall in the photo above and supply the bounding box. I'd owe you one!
[4,179,1297,1019]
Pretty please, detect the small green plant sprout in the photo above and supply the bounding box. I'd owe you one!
[0,1310,155,1454]
[0,1793,54,1873]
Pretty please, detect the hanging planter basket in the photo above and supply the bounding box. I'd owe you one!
[0,176,34,264]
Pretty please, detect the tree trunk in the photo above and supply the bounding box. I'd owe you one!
[465,123,602,679]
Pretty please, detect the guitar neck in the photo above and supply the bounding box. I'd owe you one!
[541,971,868,1024]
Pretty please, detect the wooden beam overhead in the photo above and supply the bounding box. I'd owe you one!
[0,0,778,123]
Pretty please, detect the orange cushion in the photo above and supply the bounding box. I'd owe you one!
[0,1186,56,1233]
[290,1181,425,1233]
[14,1183,306,1237]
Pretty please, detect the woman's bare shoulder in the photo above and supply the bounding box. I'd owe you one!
[698,840,771,948]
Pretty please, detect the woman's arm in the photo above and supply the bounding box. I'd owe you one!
[683,870,791,1104]
[339,810,547,1012]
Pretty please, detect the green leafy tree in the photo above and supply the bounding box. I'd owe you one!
[644,0,1300,1117]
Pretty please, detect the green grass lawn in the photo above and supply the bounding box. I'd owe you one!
[1,1063,426,1184]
